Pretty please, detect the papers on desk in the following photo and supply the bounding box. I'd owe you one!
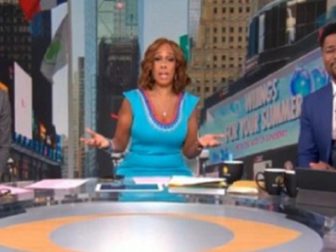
[168,176,227,188]
[168,176,227,193]
[168,186,226,195]
[25,179,90,201]
[25,179,89,190]
[0,185,34,202]
[167,176,227,195]
[227,180,259,195]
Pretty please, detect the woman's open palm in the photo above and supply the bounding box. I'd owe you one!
[80,128,110,149]
[198,134,224,148]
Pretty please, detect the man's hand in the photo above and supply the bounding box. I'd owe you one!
[309,161,335,171]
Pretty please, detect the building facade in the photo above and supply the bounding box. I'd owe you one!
[96,38,139,177]
[0,0,31,73]
[0,0,62,181]
[93,0,139,177]
[83,0,98,177]
[188,0,252,106]
[201,0,334,177]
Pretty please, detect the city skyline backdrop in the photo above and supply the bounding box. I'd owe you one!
[1,0,333,179]
[52,0,190,137]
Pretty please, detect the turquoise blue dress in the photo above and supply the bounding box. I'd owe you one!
[116,88,199,177]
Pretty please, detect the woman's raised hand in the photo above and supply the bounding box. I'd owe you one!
[198,133,225,148]
[80,128,110,149]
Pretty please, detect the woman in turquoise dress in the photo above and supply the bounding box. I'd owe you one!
[81,38,223,178]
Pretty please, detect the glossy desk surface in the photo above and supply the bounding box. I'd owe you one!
[0,178,335,252]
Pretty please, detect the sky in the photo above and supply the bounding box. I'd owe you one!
[138,0,188,57]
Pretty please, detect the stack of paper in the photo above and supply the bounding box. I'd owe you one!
[0,185,34,202]
[25,179,90,201]
[167,176,226,195]
[25,179,89,190]
[168,176,227,188]
[227,180,259,195]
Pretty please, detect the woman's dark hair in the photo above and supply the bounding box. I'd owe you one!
[319,22,336,47]
[138,37,190,94]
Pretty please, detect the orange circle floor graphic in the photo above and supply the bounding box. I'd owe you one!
[0,212,300,252]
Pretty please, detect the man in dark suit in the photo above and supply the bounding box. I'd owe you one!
[298,22,336,170]
[0,89,11,177]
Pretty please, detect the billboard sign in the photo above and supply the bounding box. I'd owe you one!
[201,48,329,163]
[14,62,33,139]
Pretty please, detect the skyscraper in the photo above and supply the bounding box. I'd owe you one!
[188,0,252,106]
[84,0,98,177]
[96,0,139,177]
[82,0,139,177]
[0,0,31,73]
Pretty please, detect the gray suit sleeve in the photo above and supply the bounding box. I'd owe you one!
[0,91,12,173]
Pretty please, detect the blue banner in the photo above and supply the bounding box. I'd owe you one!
[201,49,329,163]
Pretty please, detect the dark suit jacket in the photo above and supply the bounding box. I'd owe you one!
[0,90,11,173]
[298,84,333,167]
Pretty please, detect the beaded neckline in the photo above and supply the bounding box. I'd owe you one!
[139,89,184,130]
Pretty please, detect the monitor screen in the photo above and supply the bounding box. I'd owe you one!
[95,182,163,192]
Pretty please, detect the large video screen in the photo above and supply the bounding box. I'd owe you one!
[14,62,32,139]
[201,48,328,163]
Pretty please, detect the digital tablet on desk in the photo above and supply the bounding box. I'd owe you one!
[95,182,163,192]
[296,167,336,192]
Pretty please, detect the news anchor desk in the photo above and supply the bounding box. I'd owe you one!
[0,178,335,252]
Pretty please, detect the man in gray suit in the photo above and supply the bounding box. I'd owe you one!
[0,90,11,178]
